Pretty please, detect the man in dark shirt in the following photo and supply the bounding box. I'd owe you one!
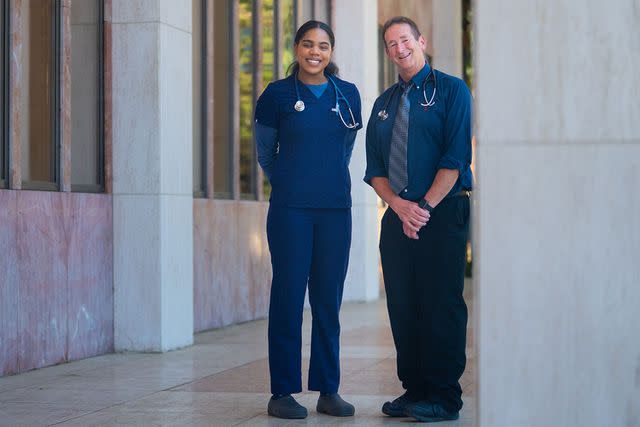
[364,16,473,423]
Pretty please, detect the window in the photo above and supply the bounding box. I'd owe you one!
[281,0,295,73]
[213,0,233,199]
[239,0,256,199]
[70,0,104,192]
[205,0,317,201]
[1,1,7,187]
[19,0,59,189]
[193,0,206,197]
[260,0,275,199]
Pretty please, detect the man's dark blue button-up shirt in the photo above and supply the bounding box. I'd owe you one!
[364,63,473,201]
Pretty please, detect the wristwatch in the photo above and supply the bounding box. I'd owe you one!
[418,198,434,213]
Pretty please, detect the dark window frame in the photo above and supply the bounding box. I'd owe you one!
[212,0,236,200]
[21,0,61,191]
[71,0,105,193]
[193,0,207,199]
[208,0,304,201]
[1,2,8,189]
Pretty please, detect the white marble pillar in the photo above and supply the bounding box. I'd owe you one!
[475,1,640,426]
[431,0,463,77]
[333,0,381,301]
[111,0,194,351]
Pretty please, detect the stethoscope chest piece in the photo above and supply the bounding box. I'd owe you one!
[294,100,305,112]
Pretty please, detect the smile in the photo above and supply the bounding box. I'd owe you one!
[305,58,322,65]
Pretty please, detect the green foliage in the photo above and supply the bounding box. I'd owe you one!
[236,0,296,198]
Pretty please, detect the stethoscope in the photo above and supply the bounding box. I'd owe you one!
[293,74,359,129]
[377,69,437,121]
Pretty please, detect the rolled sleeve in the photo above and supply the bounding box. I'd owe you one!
[363,103,387,186]
[438,79,472,173]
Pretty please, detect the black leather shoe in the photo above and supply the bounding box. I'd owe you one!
[381,391,419,417]
[267,395,308,419]
[316,393,355,417]
[404,401,459,423]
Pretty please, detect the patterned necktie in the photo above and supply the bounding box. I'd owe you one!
[388,80,413,194]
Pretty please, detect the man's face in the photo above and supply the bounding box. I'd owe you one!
[384,23,426,74]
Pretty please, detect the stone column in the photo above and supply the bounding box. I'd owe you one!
[431,0,463,77]
[475,1,640,426]
[333,0,380,301]
[111,0,194,351]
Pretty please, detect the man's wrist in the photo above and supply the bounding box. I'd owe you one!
[418,198,434,213]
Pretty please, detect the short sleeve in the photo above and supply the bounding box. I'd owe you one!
[255,83,278,129]
[363,99,388,186]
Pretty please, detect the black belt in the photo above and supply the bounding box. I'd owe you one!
[449,189,472,198]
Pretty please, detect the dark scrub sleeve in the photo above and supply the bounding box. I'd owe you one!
[255,83,279,129]
[255,84,280,179]
[438,79,472,173]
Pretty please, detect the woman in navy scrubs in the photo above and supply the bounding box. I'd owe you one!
[254,20,362,419]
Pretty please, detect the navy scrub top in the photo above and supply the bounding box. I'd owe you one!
[255,74,363,209]
[364,63,473,201]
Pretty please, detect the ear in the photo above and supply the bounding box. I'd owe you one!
[384,44,392,59]
[418,35,427,52]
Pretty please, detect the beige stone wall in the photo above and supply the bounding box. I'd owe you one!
[474,1,640,426]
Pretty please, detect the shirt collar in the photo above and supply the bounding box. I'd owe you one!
[398,62,431,90]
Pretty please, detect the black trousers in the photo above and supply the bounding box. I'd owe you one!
[380,195,470,412]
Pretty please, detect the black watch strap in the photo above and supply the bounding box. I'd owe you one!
[418,198,434,212]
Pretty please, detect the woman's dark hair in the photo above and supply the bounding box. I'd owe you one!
[286,20,339,76]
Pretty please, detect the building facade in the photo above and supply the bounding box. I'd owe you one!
[3,2,637,426]
[0,0,464,376]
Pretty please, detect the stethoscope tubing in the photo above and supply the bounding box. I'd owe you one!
[293,73,359,129]
[377,69,437,121]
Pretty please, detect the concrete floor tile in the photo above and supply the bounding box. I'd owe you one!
[0,403,91,427]
[0,293,476,426]
[0,384,154,411]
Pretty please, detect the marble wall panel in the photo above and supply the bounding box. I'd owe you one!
[193,200,271,332]
[113,195,162,351]
[66,194,114,361]
[0,190,19,375]
[159,0,191,33]
[475,0,640,143]
[111,0,159,24]
[334,0,382,302]
[110,22,161,195]
[0,190,114,375]
[159,195,193,350]
[16,192,69,371]
[237,202,270,321]
[159,23,192,196]
[475,144,640,427]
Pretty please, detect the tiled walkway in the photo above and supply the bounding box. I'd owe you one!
[0,283,474,426]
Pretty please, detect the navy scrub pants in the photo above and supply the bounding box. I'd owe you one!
[379,195,470,412]
[266,205,351,395]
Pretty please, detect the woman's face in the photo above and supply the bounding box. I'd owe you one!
[294,28,333,79]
